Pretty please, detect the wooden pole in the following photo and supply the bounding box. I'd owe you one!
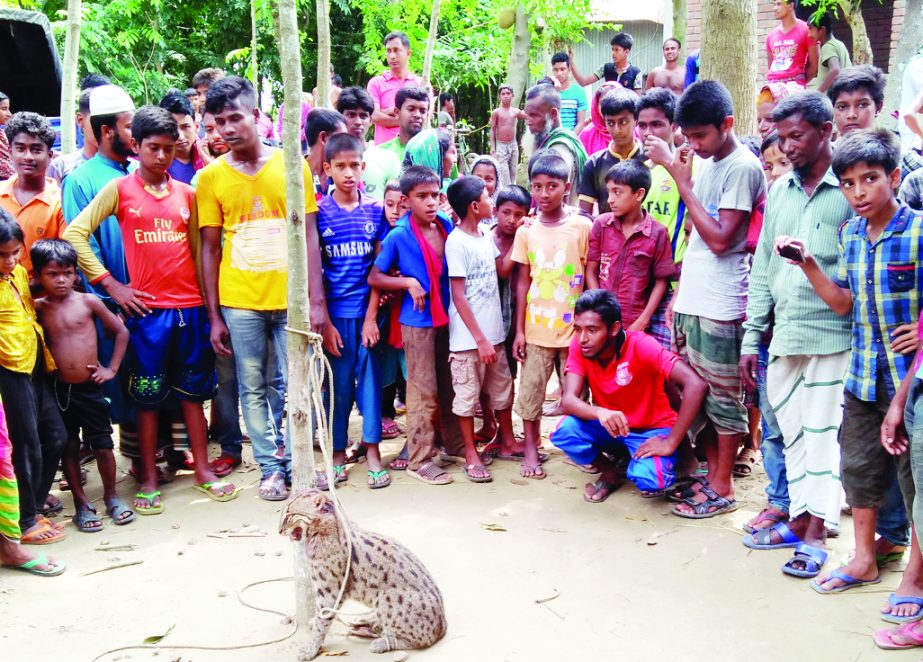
[315,0,331,107]
[250,0,260,99]
[506,5,530,109]
[277,0,316,629]
[421,0,443,89]
[60,0,82,154]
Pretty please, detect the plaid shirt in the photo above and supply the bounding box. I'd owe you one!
[834,204,923,401]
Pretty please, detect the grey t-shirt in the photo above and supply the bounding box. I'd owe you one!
[674,142,766,321]
[446,226,505,351]
[48,150,89,186]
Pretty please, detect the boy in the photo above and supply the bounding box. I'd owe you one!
[571,32,643,91]
[446,177,543,481]
[585,160,675,336]
[511,153,592,462]
[336,86,402,200]
[492,184,530,377]
[578,89,645,216]
[551,53,588,132]
[760,132,793,186]
[0,112,64,281]
[0,211,66,544]
[807,12,851,92]
[650,80,765,519]
[64,106,236,514]
[159,91,205,184]
[490,85,525,189]
[826,65,886,137]
[779,129,923,597]
[766,0,817,86]
[32,239,132,531]
[317,133,390,489]
[368,166,466,485]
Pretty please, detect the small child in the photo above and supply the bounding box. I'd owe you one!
[782,128,923,593]
[512,153,592,460]
[383,180,409,227]
[492,185,531,381]
[490,85,526,189]
[470,155,501,199]
[31,239,132,531]
[760,132,793,187]
[63,105,235,514]
[586,161,676,336]
[318,133,389,489]
[369,166,466,485]
[445,176,542,481]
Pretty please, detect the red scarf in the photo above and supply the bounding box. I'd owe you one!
[408,215,449,328]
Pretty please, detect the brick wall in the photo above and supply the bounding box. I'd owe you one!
[683,0,902,76]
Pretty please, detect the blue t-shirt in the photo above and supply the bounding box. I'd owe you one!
[559,84,588,130]
[167,158,197,184]
[318,193,388,319]
[374,211,454,328]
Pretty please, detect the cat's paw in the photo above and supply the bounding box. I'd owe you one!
[297,643,321,661]
[369,637,392,654]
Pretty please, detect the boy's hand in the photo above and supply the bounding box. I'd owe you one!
[881,401,909,456]
[407,278,427,312]
[88,364,116,384]
[739,353,758,390]
[106,279,155,317]
[477,338,498,364]
[891,323,919,355]
[209,318,233,356]
[362,318,380,348]
[633,434,675,459]
[643,135,673,169]
[197,139,214,164]
[597,408,629,438]
[323,323,344,358]
[774,236,813,265]
[669,144,694,185]
[512,333,527,363]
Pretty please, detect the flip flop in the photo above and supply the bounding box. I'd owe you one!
[781,543,828,578]
[463,464,493,483]
[134,491,164,515]
[316,465,348,491]
[811,569,882,594]
[388,444,409,471]
[2,552,66,577]
[874,622,923,650]
[671,483,738,519]
[367,469,391,489]
[209,454,242,478]
[105,498,136,525]
[20,519,65,545]
[72,504,103,533]
[520,461,546,480]
[742,521,801,550]
[193,481,239,502]
[381,420,402,439]
[882,595,923,624]
[743,507,789,534]
[584,478,620,503]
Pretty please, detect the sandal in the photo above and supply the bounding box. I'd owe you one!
[781,543,828,578]
[2,551,66,577]
[407,461,453,485]
[563,457,601,474]
[520,461,546,480]
[208,454,241,478]
[883,595,923,624]
[258,472,289,501]
[40,494,63,517]
[667,475,707,503]
[381,419,401,440]
[671,483,738,519]
[105,498,136,525]
[134,491,164,515]
[388,444,409,471]
[742,521,801,550]
[584,478,620,503]
[72,504,103,533]
[463,463,492,483]
[367,469,391,489]
[316,465,348,491]
[193,481,239,502]
[811,569,882,594]
[21,520,65,545]
[874,622,923,650]
[743,507,789,534]
[732,447,759,478]
[345,442,368,464]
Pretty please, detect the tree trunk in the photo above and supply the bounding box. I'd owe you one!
[60,0,82,154]
[700,0,758,135]
[839,0,873,65]
[673,0,687,46]
[251,0,260,99]
[881,0,922,132]
[277,0,315,630]
[421,0,443,89]
[315,0,331,107]
[506,5,531,108]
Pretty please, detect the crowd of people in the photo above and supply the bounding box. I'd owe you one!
[3,3,923,649]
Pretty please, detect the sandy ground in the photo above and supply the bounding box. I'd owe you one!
[1,409,919,662]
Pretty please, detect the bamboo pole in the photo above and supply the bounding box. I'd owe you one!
[250,0,260,99]
[277,0,316,629]
[60,0,82,154]
[421,0,443,89]
[315,0,331,108]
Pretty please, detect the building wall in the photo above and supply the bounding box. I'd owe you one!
[572,20,666,89]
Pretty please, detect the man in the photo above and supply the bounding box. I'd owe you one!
[551,53,588,132]
[437,92,456,133]
[192,68,225,114]
[197,76,326,501]
[49,74,111,185]
[571,32,643,92]
[807,12,851,92]
[739,92,852,572]
[336,86,402,200]
[551,289,707,503]
[377,87,429,164]
[159,91,205,184]
[523,83,588,205]
[304,108,347,196]
[366,31,426,145]
[644,38,685,95]
[766,0,818,86]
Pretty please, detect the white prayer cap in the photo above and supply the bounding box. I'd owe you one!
[89,85,135,117]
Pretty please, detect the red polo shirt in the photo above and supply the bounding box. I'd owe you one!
[587,210,676,327]
[566,331,678,429]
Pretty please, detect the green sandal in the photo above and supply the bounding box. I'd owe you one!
[316,465,348,491]
[134,491,163,515]
[193,481,239,502]
[367,469,391,489]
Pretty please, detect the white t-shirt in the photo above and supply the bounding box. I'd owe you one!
[673,143,766,321]
[446,226,505,351]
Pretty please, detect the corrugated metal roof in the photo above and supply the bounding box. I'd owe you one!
[588,0,665,24]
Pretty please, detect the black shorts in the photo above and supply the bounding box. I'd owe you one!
[54,379,114,451]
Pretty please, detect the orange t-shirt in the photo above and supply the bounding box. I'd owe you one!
[0,176,65,278]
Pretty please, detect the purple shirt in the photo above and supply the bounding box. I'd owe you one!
[366,71,424,144]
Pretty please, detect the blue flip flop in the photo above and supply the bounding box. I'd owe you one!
[781,543,828,578]
[811,569,882,594]
[742,521,801,550]
[882,594,923,624]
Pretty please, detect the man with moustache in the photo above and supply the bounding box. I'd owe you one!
[523,83,587,205]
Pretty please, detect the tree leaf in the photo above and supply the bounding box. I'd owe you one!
[480,522,507,532]
[142,624,174,645]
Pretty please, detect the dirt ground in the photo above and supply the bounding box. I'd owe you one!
[1,409,918,662]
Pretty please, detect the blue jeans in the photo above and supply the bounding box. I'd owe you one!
[222,307,289,478]
[758,344,789,512]
[215,348,285,459]
[326,317,382,451]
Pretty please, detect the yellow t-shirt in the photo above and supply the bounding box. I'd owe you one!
[511,211,591,348]
[195,150,317,311]
[0,264,54,374]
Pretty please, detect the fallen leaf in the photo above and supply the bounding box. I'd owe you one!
[320,652,349,657]
[480,523,507,532]
[143,624,174,644]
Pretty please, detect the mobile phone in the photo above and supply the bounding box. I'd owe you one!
[778,244,804,263]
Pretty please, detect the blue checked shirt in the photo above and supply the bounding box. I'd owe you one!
[833,204,923,401]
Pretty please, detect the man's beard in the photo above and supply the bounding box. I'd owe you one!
[530,116,556,146]
[112,132,134,159]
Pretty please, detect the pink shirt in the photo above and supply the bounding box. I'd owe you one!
[766,20,812,85]
[366,70,424,144]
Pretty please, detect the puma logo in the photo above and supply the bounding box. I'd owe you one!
[128,206,143,217]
